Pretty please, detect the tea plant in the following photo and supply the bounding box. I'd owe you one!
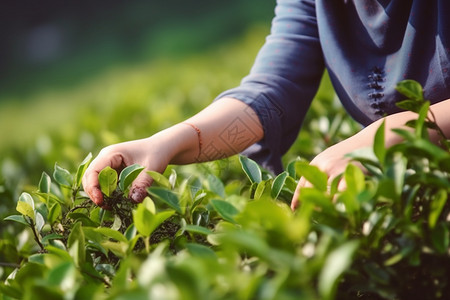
[0,80,449,299]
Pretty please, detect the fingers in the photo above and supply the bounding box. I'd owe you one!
[82,147,126,207]
[82,140,168,206]
[291,176,307,210]
[291,173,345,211]
[129,171,154,203]
[82,170,104,207]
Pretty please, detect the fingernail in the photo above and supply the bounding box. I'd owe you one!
[130,187,146,203]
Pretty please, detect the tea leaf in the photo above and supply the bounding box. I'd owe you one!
[53,163,73,188]
[373,120,386,163]
[67,222,85,266]
[132,197,175,237]
[184,224,212,235]
[132,205,153,237]
[206,174,225,198]
[47,261,77,292]
[319,240,359,300]
[415,101,430,138]
[95,227,128,243]
[16,192,35,220]
[271,171,288,199]
[396,79,423,101]
[344,164,365,195]
[186,243,216,259]
[428,189,447,229]
[239,155,262,183]
[3,215,29,226]
[396,100,422,113]
[385,152,407,198]
[210,199,239,223]
[254,180,271,200]
[147,170,171,189]
[148,187,182,214]
[98,166,118,197]
[38,172,51,194]
[119,164,145,193]
[41,234,64,244]
[124,224,137,241]
[75,152,92,188]
[295,161,328,192]
[35,212,45,232]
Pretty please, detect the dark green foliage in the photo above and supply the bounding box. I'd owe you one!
[1,71,449,300]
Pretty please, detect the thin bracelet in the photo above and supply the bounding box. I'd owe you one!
[182,122,202,160]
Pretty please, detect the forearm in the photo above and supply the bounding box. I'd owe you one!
[154,97,264,165]
[348,98,450,150]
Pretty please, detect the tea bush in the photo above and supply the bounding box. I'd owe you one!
[0,80,449,300]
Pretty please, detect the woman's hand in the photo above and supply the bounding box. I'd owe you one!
[82,137,171,207]
[290,140,354,210]
[291,98,450,211]
[82,121,202,207]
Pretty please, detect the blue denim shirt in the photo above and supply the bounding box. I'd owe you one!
[216,0,450,174]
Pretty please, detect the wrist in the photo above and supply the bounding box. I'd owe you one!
[148,123,200,165]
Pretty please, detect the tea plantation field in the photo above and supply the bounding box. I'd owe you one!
[0,25,449,300]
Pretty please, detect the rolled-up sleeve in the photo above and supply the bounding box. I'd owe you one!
[215,0,325,174]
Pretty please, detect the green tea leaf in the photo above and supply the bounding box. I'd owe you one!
[75,152,93,188]
[206,174,225,198]
[132,197,168,237]
[184,224,212,235]
[415,101,430,138]
[271,171,288,199]
[344,164,365,195]
[41,233,64,244]
[47,202,61,225]
[124,224,137,241]
[299,188,334,214]
[384,246,413,266]
[186,243,216,259]
[396,100,422,113]
[68,212,99,227]
[385,152,407,198]
[286,159,298,179]
[147,170,172,189]
[210,199,239,223]
[373,120,386,163]
[95,227,128,243]
[33,191,66,205]
[119,163,145,193]
[429,189,448,229]
[98,166,118,197]
[67,222,85,266]
[38,172,51,194]
[319,240,359,300]
[35,212,45,232]
[47,261,77,292]
[132,199,174,237]
[295,161,328,192]
[239,155,262,184]
[254,180,271,200]
[53,163,73,188]
[396,79,424,101]
[148,187,182,214]
[3,215,29,226]
[16,192,35,220]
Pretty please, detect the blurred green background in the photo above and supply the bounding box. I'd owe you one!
[0,1,274,156]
